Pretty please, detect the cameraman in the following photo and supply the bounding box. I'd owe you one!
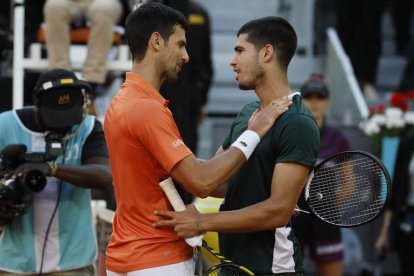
[0,69,112,275]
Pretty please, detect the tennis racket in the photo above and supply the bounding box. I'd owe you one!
[159,178,254,276]
[159,178,203,247]
[295,150,391,227]
[201,240,254,276]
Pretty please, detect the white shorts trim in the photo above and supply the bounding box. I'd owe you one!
[106,258,195,276]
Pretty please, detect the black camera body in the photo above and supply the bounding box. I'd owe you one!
[0,132,64,225]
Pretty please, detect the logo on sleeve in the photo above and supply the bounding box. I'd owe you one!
[172,139,184,148]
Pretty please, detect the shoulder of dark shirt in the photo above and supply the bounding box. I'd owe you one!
[236,101,260,120]
[238,97,313,123]
[280,95,315,122]
[81,118,109,163]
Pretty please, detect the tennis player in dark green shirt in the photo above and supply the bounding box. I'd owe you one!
[217,93,319,274]
[155,16,320,275]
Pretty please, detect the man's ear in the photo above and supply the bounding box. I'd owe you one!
[262,44,274,62]
[149,32,163,51]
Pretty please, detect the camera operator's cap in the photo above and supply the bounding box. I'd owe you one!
[300,74,330,98]
[34,69,90,129]
[34,69,91,95]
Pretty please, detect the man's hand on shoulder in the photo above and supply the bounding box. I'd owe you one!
[248,96,292,138]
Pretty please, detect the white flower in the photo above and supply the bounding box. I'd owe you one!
[385,107,403,119]
[404,111,414,125]
[363,121,381,135]
[386,116,405,129]
[360,106,414,156]
[370,114,386,127]
[360,107,413,135]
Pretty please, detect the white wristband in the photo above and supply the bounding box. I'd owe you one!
[231,130,260,160]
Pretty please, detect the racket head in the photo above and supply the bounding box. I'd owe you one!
[203,263,254,276]
[304,151,391,227]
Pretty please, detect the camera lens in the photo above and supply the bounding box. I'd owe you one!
[22,170,47,193]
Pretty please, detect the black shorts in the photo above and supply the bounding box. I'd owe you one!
[292,213,343,263]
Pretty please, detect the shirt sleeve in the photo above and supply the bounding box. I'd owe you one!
[81,120,109,163]
[129,100,193,173]
[275,113,320,168]
[222,125,234,150]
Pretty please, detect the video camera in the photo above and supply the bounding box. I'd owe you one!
[0,132,64,226]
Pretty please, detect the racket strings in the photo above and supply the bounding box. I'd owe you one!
[204,264,251,276]
[307,154,389,226]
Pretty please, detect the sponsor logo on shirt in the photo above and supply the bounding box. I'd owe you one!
[172,139,184,148]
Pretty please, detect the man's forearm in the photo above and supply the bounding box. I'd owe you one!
[199,200,292,233]
[54,163,112,189]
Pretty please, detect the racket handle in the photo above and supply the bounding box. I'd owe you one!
[159,178,203,247]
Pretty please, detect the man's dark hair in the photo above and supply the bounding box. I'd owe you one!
[125,2,189,61]
[237,16,297,70]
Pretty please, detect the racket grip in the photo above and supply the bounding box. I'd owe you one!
[159,178,203,247]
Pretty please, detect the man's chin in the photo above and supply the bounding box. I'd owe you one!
[165,74,179,83]
[238,83,254,90]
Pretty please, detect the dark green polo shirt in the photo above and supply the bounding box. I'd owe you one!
[220,94,320,275]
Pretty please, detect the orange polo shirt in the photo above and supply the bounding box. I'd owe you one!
[104,72,193,272]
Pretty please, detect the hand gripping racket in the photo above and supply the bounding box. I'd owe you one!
[296,151,391,227]
[159,178,204,247]
[159,178,254,275]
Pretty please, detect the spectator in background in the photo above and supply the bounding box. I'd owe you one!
[336,0,386,103]
[292,74,351,276]
[375,131,414,276]
[160,0,213,153]
[43,0,124,115]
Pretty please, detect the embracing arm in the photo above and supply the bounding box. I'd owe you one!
[171,146,244,198]
[203,146,228,198]
[155,162,309,237]
[200,162,309,232]
[170,99,292,198]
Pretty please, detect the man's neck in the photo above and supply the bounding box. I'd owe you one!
[255,85,292,107]
[256,76,292,108]
[131,61,163,91]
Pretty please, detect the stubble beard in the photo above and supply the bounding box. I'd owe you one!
[238,62,265,91]
[164,65,179,82]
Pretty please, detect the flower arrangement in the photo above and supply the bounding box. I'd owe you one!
[389,90,414,111]
[359,104,414,156]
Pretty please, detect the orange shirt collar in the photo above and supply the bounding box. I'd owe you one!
[125,72,169,107]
